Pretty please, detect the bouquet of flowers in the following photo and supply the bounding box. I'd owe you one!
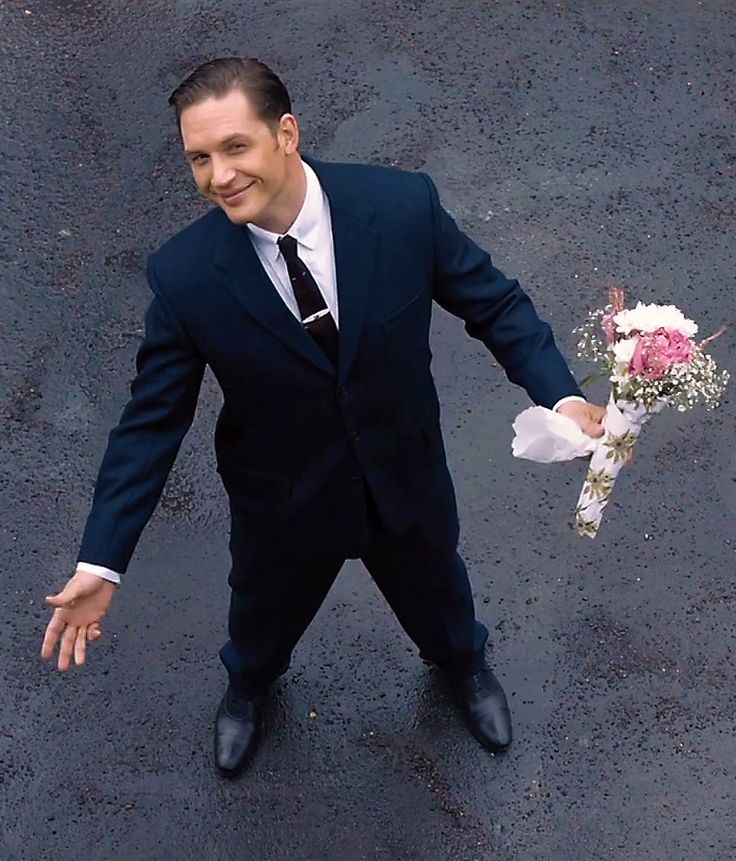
[512,288,729,537]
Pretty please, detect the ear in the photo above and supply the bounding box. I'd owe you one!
[277,113,299,154]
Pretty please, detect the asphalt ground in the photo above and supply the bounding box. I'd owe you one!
[1,1,734,859]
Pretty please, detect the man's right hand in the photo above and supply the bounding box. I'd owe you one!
[41,570,117,671]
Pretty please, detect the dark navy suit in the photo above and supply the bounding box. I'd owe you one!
[78,158,582,694]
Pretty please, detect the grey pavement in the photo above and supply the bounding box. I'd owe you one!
[1,1,735,859]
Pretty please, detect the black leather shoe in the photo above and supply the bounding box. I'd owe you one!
[213,686,261,778]
[448,666,513,754]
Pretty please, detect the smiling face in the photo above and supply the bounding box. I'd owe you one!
[180,88,304,232]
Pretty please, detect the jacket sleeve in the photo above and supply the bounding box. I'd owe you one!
[419,172,583,408]
[76,256,206,573]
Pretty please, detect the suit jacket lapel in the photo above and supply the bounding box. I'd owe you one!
[307,158,378,383]
[212,157,378,382]
[331,207,378,383]
[213,214,336,376]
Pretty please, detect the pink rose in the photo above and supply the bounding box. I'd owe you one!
[628,328,693,380]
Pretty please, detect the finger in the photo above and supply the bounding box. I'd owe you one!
[41,614,65,660]
[87,624,102,642]
[589,404,606,422]
[58,625,77,672]
[74,626,87,666]
[585,418,605,438]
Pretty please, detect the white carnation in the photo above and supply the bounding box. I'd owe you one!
[613,302,698,337]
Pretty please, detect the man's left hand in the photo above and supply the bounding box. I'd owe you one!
[557,400,605,438]
[557,400,633,465]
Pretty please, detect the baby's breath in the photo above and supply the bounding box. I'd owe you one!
[611,346,729,410]
[574,309,608,363]
[576,303,729,412]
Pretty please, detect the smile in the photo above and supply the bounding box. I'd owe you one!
[221,183,255,204]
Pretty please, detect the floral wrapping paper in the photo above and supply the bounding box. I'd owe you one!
[574,395,664,538]
[511,292,729,538]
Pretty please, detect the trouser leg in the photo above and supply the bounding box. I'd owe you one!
[219,530,345,696]
[360,488,488,675]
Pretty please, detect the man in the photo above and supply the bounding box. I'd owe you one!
[41,58,604,778]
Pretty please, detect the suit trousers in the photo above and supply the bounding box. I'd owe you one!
[218,481,489,696]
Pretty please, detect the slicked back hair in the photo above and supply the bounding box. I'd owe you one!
[168,57,292,131]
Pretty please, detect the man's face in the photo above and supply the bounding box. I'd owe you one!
[180,88,298,227]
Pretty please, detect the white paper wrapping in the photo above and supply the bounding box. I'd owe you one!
[512,395,666,537]
[511,407,598,462]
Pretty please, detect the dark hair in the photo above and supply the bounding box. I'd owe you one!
[168,57,291,128]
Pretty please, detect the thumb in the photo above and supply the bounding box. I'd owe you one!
[45,577,92,608]
[584,416,605,438]
[45,586,80,608]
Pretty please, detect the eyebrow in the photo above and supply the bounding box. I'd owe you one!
[184,134,251,158]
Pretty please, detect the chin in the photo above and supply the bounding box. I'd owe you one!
[220,205,257,225]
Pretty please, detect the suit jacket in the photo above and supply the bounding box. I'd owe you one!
[77,157,582,574]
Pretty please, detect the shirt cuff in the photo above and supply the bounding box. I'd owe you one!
[76,562,121,585]
[552,395,587,413]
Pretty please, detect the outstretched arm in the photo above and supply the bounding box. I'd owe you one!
[420,172,584,410]
[76,256,206,573]
[42,257,205,671]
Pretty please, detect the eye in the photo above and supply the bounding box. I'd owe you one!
[191,154,209,165]
[230,142,248,151]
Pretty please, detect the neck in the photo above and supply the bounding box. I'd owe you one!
[251,155,307,235]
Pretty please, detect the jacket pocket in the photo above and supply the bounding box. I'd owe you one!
[380,288,425,329]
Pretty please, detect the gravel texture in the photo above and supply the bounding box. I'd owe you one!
[1,1,734,859]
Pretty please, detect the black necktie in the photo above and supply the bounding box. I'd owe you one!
[277,234,338,366]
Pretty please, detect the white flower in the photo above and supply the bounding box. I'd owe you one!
[611,369,629,387]
[611,337,638,365]
[613,302,698,337]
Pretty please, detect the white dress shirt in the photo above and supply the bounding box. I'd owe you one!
[77,161,582,585]
[247,161,339,327]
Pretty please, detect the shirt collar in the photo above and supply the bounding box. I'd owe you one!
[247,161,324,262]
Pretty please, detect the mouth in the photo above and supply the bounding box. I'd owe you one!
[219,182,255,204]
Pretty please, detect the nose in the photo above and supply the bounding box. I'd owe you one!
[210,155,237,189]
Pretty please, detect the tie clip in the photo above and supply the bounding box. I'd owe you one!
[302,308,330,325]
